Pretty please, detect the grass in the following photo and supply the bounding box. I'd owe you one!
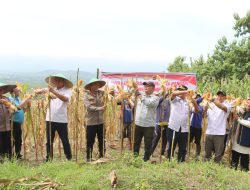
[0,153,250,190]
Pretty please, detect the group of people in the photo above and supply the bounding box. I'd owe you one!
[0,83,31,160]
[0,74,73,162]
[85,78,250,172]
[0,73,250,172]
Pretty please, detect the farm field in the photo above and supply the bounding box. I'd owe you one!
[1,151,250,190]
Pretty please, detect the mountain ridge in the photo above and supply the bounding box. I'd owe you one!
[0,70,95,88]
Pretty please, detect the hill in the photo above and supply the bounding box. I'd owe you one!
[0,70,95,88]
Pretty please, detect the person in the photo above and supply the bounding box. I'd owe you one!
[9,87,31,159]
[231,98,250,171]
[151,93,170,157]
[204,90,232,163]
[83,78,106,162]
[189,94,203,159]
[120,92,134,150]
[134,81,159,161]
[167,85,198,162]
[0,82,17,161]
[35,73,73,161]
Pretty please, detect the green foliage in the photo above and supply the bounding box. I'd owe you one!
[167,56,190,72]
[233,11,250,37]
[22,83,29,93]
[167,11,250,97]
[192,35,250,82]
[198,74,250,98]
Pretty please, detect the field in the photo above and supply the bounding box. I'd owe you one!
[1,151,250,190]
[0,134,250,190]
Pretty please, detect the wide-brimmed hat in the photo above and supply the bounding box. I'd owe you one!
[0,82,17,94]
[84,78,106,90]
[45,73,73,88]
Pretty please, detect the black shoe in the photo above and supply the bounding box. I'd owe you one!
[16,154,23,160]
[86,158,91,162]
[46,156,53,162]
[66,155,72,161]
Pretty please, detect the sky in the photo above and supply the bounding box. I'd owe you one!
[0,0,249,73]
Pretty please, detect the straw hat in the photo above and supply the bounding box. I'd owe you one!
[45,73,73,88]
[84,78,106,90]
[0,83,17,94]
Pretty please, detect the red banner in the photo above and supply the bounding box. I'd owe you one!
[101,72,197,92]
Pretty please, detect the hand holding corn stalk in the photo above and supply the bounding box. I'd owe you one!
[156,75,167,96]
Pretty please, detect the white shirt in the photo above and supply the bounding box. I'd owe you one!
[46,87,72,123]
[206,102,231,135]
[169,96,190,133]
[135,93,159,127]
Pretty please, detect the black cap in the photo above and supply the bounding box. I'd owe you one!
[176,85,188,91]
[143,81,155,87]
[217,90,226,97]
[195,94,201,99]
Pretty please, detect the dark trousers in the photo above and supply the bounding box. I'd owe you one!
[133,125,154,161]
[222,133,228,156]
[231,150,249,171]
[190,127,202,156]
[205,135,225,163]
[167,128,188,162]
[123,123,132,139]
[46,122,72,160]
[190,127,202,146]
[151,125,168,155]
[0,131,11,159]
[86,124,105,160]
[13,122,22,157]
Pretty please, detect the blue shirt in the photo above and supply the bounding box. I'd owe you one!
[9,96,25,124]
[123,100,133,124]
[156,96,170,124]
[190,97,203,129]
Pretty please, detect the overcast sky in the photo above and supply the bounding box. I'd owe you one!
[0,0,249,73]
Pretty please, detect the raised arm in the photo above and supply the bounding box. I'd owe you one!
[190,98,199,113]
[48,87,70,102]
[140,95,159,108]
[212,99,228,113]
[171,90,188,101]
[17,95,32,109]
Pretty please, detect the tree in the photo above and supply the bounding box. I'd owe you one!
[190,55,208,80]
[167,11,250,82]
[167,56,190,72]
[233,11,250,37]
[205,36,234,80]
